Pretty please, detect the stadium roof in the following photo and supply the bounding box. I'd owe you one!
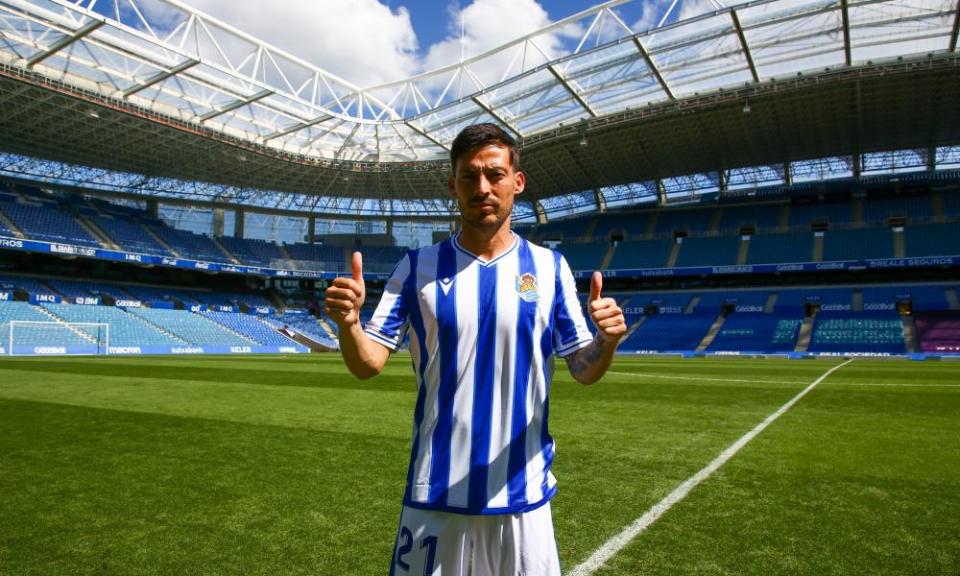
[0,0,958,211]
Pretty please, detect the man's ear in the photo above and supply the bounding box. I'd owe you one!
[448,174,457,198]
[514,170,526,195]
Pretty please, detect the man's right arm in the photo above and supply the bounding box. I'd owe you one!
[325,252,390,379]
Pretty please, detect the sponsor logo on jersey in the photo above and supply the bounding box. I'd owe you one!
[516,273,539,302]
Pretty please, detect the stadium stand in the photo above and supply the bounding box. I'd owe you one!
[150,226,230,262]
[557,241,610,271]
[127,308,254,346]
[203,311,297,347]
[822,227,895,261]
[863,195,933,224]
[904,223,960,257]
[43,303,182,347]
[746,232,813,264]
[606,238,674,269]
[707,315,803,353]
[717,203,782,233]
[619,312,716,352]
[0,200,101,247]
[788,200,853,228]
[0,300,94,348]
[285,242,346,272]
[90,215,173,256]
[914,311,960,353]
[653,208,715,235]
[263,313,337,347]
[808,311,906,354]
[217,236,289,268]
[674,236,740,267]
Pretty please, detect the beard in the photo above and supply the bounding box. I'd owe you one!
[459,198,512,232]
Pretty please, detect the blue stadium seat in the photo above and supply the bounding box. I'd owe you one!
[904,224,960,257]
[620,313,715,352]
[556,241,609,271]
[607,238,673,269]
[822,228,895,261]
[808,311,906,354]
[746,232,814,264]
[674,236,740,267]
[717,203,782,233]
[788,201,852,228]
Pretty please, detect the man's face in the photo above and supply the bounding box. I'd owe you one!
[449,144,525,233]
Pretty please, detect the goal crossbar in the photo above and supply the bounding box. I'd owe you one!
[6,320,110,356]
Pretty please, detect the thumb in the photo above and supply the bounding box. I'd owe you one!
[351,251,363,284]
[589,271,602,303]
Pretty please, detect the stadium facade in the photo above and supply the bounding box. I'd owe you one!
[0,0,958,357]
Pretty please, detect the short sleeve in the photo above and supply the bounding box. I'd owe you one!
[363,252,412,351]
[552,253,594,357]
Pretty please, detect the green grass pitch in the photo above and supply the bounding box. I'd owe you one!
[1,354,958,575]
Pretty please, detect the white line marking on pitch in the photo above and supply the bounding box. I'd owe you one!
[568,358,854,576]
[606,371,805,386]
[830,382,960,388]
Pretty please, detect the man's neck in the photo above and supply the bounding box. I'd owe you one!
[457,220,514,261]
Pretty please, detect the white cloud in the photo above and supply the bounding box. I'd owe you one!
[182,0,421,87]
[421,0,577,90]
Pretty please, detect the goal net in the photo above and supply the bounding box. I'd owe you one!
[5,321,109,356]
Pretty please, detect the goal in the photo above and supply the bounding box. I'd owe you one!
[6,321,109,356]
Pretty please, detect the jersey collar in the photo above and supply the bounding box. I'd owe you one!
[452,231,520,267]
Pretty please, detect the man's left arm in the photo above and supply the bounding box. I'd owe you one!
[565,272,626,385]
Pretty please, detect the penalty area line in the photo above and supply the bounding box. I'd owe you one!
[567,358,855,576]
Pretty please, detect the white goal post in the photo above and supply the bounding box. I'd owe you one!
[6,321,110,356]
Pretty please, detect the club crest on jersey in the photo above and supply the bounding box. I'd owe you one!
[516,273,539,302]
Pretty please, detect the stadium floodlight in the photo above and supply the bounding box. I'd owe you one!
[6,321,109,356]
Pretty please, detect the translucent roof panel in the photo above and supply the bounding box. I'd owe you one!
[791,156,853,182]
[936,146,960,170]
[727,164,786,190]
[848,0,955,64]
[600,181,659,209]
[862,149,929,174]
[738,0,846,79]
[539,190,598,218]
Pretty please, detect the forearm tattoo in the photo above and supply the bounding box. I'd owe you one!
[565,337,606,378]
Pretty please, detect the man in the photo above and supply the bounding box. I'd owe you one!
[325,123,626,575]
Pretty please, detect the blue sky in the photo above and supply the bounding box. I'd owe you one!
[173,0,689,87]
[385,1,653,54]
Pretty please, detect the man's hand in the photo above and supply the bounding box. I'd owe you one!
[587,271,626,343]
[325,251,365,329]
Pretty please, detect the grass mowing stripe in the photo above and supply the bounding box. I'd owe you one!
[567,358,854,576]
[606,371,805,385]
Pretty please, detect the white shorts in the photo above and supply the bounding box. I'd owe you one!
[389,503,562,576]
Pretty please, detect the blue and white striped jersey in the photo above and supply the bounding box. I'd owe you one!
[364,233,594,515]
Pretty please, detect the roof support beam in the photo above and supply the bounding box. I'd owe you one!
[730,10,759,83]
[27,20,104,68]
[841,0,853,65]
[950,0,959,52]
[262,114,333,142]
[123,59,199,98]
[198,89,273,122]
[631,37,675,100]
[471,96,522,139]
[547,64,597,118]
[404,121,449,151]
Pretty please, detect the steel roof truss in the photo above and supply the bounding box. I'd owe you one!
[26,18,103,68]
[547,64,597,118]
[841,0,852,66]
[730,10,759,83]
[123,58,199,98]
[198,88,273,122]
[631,36,674,100]
[470,96,521,139]
[951,0,959,52]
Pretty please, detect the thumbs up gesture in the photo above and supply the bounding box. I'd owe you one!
[588,271,626,343]
[325,251,366,328]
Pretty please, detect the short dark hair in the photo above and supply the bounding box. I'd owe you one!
[449,123,519,172]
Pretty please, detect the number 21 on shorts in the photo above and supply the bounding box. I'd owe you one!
[395,526,437,575]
